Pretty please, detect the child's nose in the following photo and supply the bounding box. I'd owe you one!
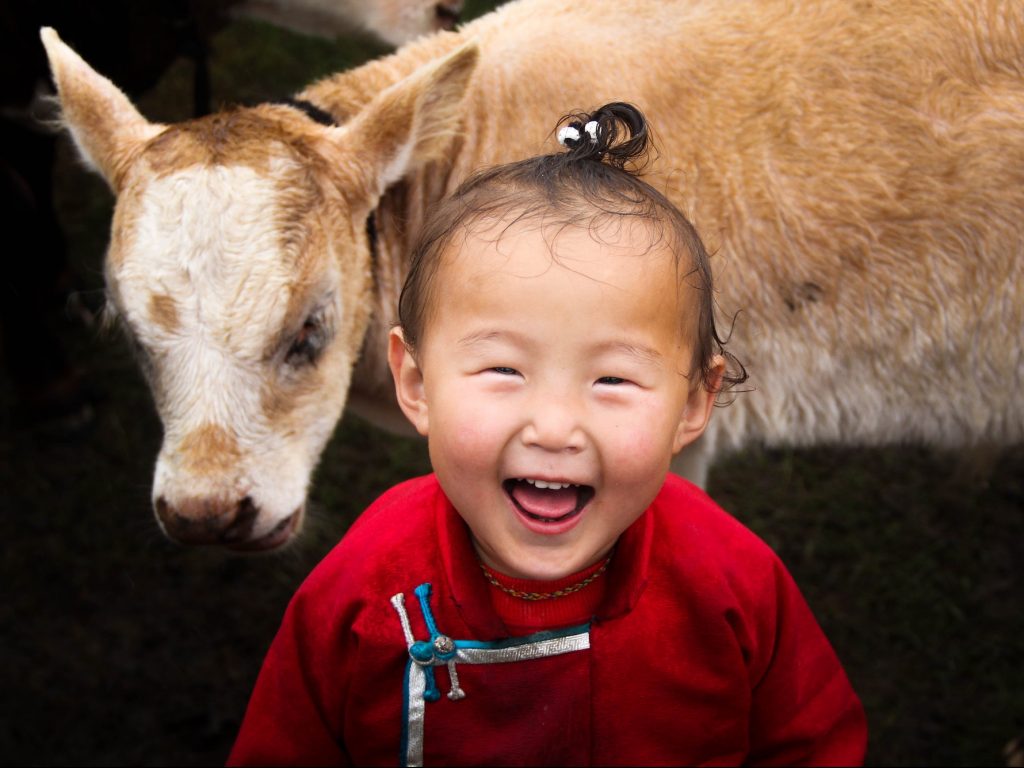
[521,398,586,453]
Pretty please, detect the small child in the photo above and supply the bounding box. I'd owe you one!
[228,103,867,766]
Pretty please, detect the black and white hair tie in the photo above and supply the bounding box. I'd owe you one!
[557,124,581,147]
[558,120,600,148]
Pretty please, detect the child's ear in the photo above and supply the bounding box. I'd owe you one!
[672,355,726,454]
[388,327,430,437]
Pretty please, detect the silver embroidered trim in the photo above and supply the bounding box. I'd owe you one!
[446,661,465,700]
[451,634,591,665]
[390,593,416,646]
[406,663,427,767]
[408,632,592,667]
[392,594,427,767]
[391,591,590,767]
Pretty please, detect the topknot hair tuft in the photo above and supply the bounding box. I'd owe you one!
[555,102,652,171]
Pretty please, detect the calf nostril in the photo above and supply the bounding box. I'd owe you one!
[220,496,258,543]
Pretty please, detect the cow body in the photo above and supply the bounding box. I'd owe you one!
[43,0,1024,548]
[319,0,1024,485]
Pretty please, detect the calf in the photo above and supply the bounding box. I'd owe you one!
[42,0,1024,549]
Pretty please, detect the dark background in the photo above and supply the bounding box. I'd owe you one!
[2,2,1023,765]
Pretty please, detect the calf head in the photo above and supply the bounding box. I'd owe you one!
[41,27,477,550]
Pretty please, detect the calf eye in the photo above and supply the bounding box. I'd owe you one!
[286,317,325,366]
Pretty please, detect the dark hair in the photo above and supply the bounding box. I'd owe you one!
[398,102,746,394]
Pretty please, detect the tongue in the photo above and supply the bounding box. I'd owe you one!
[511,483,579,519]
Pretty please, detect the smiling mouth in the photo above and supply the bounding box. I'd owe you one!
[502,478,595,523]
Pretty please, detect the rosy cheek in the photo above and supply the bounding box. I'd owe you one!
[606,415,670,474]
[452,424,494,460]
[433,397,504,466]
[620,433,660,469]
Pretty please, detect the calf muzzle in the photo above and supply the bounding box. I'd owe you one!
[154,494,263,547]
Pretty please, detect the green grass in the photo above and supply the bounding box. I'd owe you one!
[2,7,1022,766]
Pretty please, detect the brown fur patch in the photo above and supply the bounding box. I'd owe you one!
[141,106,336,179]
[148,292,180,334]
[178,424,240,477]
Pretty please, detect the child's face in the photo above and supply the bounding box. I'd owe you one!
[390,220,720,580]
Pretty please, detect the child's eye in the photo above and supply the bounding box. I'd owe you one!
[596,376,627,386]
[491,367,520,376]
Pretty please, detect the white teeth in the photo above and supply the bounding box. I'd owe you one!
[523,478,579,490]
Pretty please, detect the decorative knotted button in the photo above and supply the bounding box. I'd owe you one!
[410,641,434,666]
[391,586,466,701]
[433,635,456,658]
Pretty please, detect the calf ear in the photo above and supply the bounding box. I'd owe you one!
[334,41,479,212]
[40,27,163,192]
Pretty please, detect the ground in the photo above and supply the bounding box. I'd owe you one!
[1,6,1022,766]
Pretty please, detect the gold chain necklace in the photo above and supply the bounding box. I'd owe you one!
[479,553,613,601]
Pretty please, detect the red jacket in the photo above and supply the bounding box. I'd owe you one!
[229,474,867,766]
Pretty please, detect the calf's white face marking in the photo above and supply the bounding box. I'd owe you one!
[109,161,349,546]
